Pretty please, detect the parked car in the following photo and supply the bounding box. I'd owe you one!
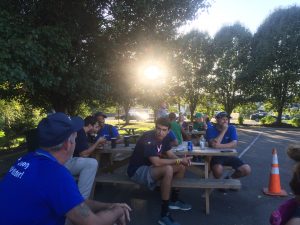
[281,115,290,120]
[250,111,267,121]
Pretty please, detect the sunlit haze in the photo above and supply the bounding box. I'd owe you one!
[143,65,162,80]
[179,0,300,37]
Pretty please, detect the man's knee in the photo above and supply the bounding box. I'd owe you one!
[238,164,251,177]
[89,158,98,169]
[212,164,223,178]
[163,165,174,178]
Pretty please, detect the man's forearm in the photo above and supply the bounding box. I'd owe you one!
[85,199,113,212]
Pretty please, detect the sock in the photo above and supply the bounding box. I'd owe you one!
[161,200,169,217]
[171,189,180,202]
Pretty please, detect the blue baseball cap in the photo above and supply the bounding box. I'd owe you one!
[215,111,231,119]
[38,112,84,147]
[94,112,107,118]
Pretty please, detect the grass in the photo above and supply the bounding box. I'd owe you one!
[107,119,155,135]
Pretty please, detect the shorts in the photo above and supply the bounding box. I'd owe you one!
[210,156,245,170]
[130,166,157,190]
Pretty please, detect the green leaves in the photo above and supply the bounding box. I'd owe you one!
[252,6,300,123]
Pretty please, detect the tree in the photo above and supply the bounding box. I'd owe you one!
[175,30,214,121]
[0,0,109,114]
[210,23,252,115]
[103,0,210,123]
[251,6,300,124]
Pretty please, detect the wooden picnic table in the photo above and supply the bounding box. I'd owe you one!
[119,127,138,135]
[185,130,206,136]
[93,142,239,214]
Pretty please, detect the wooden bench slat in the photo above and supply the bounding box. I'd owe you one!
[94,174,241,189]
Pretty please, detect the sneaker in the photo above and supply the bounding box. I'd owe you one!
[168,200,192,211]
[158,214,180,225]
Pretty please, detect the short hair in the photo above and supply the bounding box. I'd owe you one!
[290,163,300,195]
[169,112,176,120]
[155,117,171,129]
[84,116,97,126]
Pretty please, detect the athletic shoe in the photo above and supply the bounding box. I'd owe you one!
[168,200,192,211]
[158,214,180,225]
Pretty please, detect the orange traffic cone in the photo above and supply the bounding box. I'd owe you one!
[263,148,287,196]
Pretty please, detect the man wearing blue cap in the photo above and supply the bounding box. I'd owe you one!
[0,112,131,225]
[206,111,251,181]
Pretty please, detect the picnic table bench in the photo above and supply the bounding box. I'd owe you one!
[94,173,241,214]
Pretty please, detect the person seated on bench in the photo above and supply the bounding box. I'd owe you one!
[169,112,184,146]
[95,111,122,143]
[0,112,131,225]
[65,115,105,199]
[206,111,251,180]
[127,117,192,225]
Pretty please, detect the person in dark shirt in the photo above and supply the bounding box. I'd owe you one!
[65,116,105,199]
[127,118,192,225]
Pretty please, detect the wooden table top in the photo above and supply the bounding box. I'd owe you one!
[186,130,206,135]
[96,143,236,157]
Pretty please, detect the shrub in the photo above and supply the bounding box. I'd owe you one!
[290,117,300,127]
[260,115,276,125]
[238,116,244,125]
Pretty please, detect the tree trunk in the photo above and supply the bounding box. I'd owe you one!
[123,103,131,125]
[189,103,196,122]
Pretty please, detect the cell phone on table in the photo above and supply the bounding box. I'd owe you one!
[221,150,234,153]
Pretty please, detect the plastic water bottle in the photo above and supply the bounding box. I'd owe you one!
[200,136,205,149]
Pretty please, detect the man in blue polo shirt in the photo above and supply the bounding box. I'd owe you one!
[0,113,131,225]
[206,111,251,180]
[95,112,121,142]
[127,117,192,225]
[65,115,105,199]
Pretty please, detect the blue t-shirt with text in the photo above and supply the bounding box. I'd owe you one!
[0,149,84,225]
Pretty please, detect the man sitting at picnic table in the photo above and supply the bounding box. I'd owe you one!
[65,115,106,199]
[0,112,131,225]
[169,112,184,145]
[95,111,122,143]
[127,117,192,225]
[193,112,207,131]
[206,111,251,181]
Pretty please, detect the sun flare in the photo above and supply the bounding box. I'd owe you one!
[143,65,162,80]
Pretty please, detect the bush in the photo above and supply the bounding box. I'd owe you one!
[290,117,300,127]
[238,116,244,125]
[260,115,276,125]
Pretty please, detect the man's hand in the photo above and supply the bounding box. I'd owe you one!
[96,137,106,145]
[180,156,193,166]
[111,203,132,225]
[221,123,228,132]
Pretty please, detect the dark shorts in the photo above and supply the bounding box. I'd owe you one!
[210,156,245,170]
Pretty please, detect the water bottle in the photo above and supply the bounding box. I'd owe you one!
[199,136,205,149]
